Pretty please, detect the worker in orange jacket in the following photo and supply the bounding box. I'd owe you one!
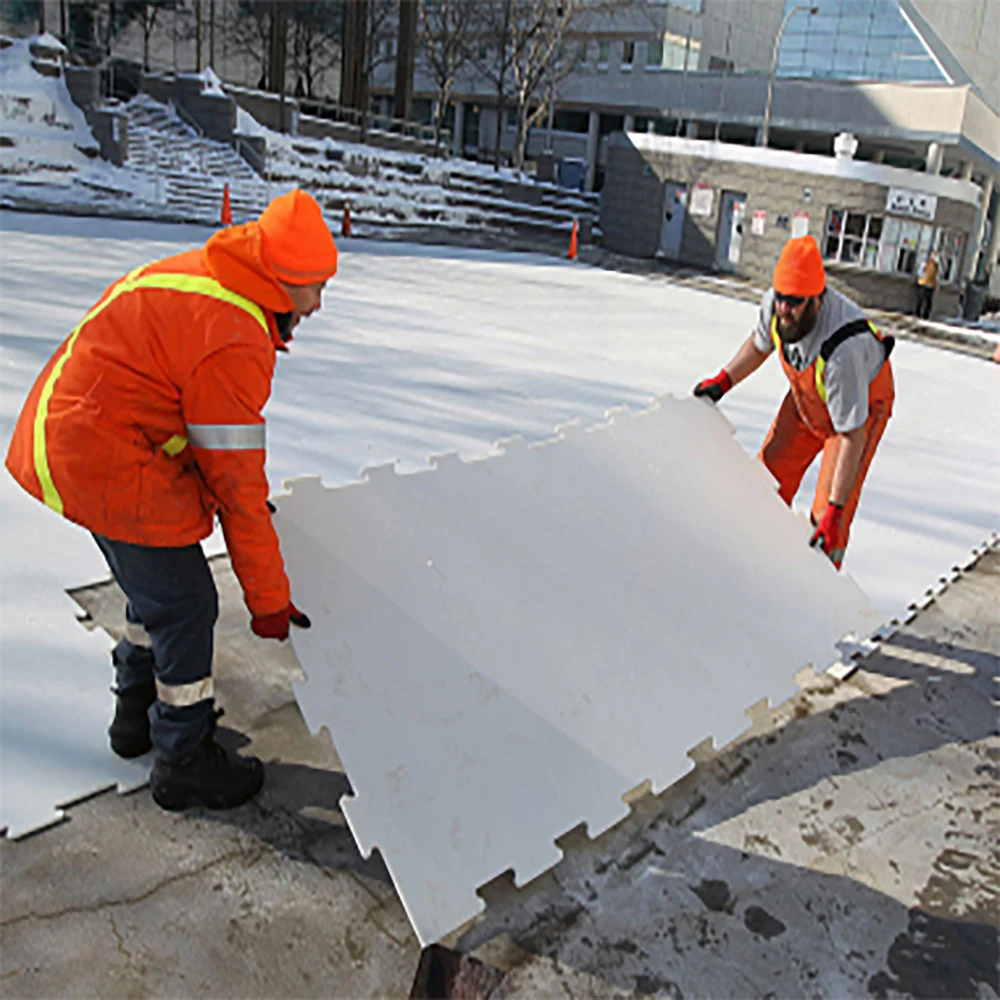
[6,189,337,811]
[693,235,894,569]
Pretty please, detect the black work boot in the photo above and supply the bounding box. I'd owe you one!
[150,714,264,811]
[108,680,156,758]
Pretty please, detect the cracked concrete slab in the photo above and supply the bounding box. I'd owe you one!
[1,547,997,998]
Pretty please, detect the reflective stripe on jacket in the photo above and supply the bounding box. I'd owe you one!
[769,315,896,437]
[5,242,292,617]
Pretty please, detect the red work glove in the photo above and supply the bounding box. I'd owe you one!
[810,502,845,568]
[251,602,312,641]
[692,369,733,403]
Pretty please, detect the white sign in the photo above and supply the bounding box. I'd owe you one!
[751,210,766,236]
[791,210,810,238]
[886,187,937,222]
[689,183,714,217]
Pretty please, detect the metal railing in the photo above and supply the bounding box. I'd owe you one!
[233,134,268,180]
[295,93,452,150]
[169,99,209,174]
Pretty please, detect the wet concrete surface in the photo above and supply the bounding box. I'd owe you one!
[1,547,997,998]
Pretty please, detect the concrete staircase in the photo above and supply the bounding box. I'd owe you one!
[263,127,601,241]
[124,93,258,180]
[119,93,269,223]
[48,92,602,241]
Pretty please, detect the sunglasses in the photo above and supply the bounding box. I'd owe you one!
[774,293,807,308]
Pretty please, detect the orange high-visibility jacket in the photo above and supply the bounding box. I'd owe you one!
[5,224,297,617]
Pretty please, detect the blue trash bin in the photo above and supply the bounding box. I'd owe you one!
[558,157,587,192]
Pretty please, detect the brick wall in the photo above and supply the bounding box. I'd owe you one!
[602,134,978,318]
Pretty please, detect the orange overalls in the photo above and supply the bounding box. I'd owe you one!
[759,316,895,563]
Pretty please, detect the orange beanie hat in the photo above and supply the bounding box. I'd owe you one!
[258,189,338,285]
[773,235,825,297]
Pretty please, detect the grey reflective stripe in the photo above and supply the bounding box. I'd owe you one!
[156,676,214,708]
[187,423,265,450]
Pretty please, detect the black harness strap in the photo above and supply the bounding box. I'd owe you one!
[820,318,895,362]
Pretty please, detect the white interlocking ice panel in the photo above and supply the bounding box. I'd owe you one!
[0,474,152,838]
[277,395,881,945]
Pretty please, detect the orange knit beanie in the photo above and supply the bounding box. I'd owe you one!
[258,189,338,285]
[773,236,825,297]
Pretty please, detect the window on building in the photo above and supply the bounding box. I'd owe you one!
[622,41,635,67]
[577,39,588,63]
[824,208,965,282]
[554,108,590,133]
[644,32,694,71]
[597,40,610,67]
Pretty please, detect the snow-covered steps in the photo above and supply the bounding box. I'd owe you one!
[123,93,258,182]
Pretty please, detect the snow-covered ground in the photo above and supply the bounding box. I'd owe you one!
[1,210,997,834]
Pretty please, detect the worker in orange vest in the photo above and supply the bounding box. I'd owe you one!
[6,189,337,811]
[693,235,894,569]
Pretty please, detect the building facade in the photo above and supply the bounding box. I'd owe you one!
[601,132,982,316]
[369,0,998,291]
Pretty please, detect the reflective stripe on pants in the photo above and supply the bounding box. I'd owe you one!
[94,534,218,761]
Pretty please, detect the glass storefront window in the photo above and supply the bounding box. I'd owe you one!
[824,208,964,283]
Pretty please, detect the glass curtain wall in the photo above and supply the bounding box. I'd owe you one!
[777,0,944,83]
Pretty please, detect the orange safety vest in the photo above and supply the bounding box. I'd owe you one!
[5,227,294,617]
[769,315,895,436]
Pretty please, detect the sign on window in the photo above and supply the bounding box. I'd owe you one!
[886,188,938,222]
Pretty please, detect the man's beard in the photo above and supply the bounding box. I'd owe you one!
[777,297,820,343]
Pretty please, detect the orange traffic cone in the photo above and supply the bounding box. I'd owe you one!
[567,218,578,260]
[342,202,352,237]
[220,183,232,226]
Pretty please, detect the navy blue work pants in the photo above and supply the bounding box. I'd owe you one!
[92,534,218,761]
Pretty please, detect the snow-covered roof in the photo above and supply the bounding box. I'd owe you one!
[625,132,982,207]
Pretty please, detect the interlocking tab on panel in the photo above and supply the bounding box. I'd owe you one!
[275,395,881,946]
[0,591,152,839]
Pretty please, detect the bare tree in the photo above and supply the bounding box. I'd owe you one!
[288,1,341,99]
[470,0,583,170]
[417,0,475,147]
[507,0,581,170]
[469,0,516,169]
[118,1,181,72]
[227,0,272,87]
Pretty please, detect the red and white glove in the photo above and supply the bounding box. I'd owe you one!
[810,502,845,568]
[692,369,733,403]
[251,602,311,641]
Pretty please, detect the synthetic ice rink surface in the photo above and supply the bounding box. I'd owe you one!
[1,212,997,842]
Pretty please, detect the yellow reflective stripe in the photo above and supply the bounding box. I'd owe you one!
[770,316,780,351]
[32,266,148,513]
[132,274,267,332]
[155,676,214,708]
[30,267,267,516]
[33,328,78,514]
[162,435,188,456]
[815,356,827,402]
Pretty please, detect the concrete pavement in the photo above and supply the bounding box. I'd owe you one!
[1,544,997,998]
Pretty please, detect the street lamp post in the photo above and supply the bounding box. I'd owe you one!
[760,4,818,148]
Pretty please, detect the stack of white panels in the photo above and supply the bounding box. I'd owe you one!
[278,396,880,945]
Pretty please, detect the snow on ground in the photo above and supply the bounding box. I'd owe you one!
[0,35,158,208]
[1,210,997,832]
